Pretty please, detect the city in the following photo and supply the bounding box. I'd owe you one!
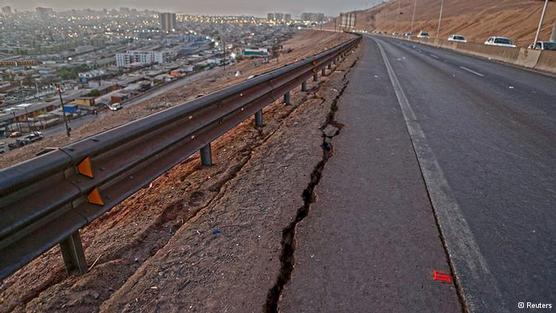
[0,1,555,313]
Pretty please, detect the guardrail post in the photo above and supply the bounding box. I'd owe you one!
[327,63,333,70]
[200,143,213,166]
[60,231,87,275]
[283,92,291,105]
[255,110,264,127]
[322,67,327,76]
[313,73,319,82]
[301,81,308,92]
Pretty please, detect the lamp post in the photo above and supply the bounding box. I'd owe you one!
[533,0,549,48]
[410,0,418,35]
[56,84,71,138]
[436,0,445,39]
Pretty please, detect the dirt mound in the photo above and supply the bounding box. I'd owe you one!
[335,0,556,47]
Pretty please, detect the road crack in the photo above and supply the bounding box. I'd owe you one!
[264,57,358,313]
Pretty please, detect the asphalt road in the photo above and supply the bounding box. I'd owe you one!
[281,36,555,312]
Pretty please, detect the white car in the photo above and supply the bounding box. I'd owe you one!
[448,34,467,43]
[417,31,430,38]
[108,103,122,111]
[484,36,516,48]
[529,41,556,51]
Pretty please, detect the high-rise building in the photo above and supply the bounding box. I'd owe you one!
[274,13,284,21]
[284,14,292,21]
[159,12,177,33]
[1,6,11,15]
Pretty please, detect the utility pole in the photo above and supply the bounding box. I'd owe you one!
[56,84,71,138]
[436,0,445,39]
[398,0,402,33]
[533,0,549,48]
[410,0,418,35]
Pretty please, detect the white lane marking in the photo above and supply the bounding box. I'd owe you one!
[430,54,440,60]
[372,38,506,313]
[459,66,485,77]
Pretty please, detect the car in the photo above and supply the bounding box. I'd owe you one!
[417,31,430,38]
[9,131,22,138]
[403,32,412,37]
[529,41,556,51]
[448,34,467,43]
[484,36,516,48]
[24,132,43,143]
[108,103,122,111]
[0,142,8,154]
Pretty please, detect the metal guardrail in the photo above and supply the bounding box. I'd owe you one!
[0,37,360,280]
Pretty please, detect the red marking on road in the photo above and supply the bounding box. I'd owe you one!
[433,270,452,283]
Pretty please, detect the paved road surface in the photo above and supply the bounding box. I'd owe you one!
[281,36,555,312]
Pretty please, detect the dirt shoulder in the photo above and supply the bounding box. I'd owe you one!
[0,32,359,313]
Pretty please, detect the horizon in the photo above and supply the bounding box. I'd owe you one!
[1,0,383,17]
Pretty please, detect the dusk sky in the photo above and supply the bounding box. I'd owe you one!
[1,0,383,16]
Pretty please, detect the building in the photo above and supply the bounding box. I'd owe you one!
[159,13,177,33]
[301,12,325,23]
[242,48,269,58]
[115,51,170,67]
[274,13,284,21]
[1,6,11,15]
[35,7,54,18]
[285,14,292,21]
[267,13,275,20]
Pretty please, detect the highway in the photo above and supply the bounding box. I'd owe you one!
[281,36,555,312]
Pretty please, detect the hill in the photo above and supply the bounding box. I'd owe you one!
[333,0,556,46]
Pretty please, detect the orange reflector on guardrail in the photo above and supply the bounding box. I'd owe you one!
[87,188,104,206]
[77,157,94,178]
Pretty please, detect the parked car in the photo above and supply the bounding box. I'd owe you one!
[108,103,122,111]
[0,142,8,154]
[448,34,467,43]
[529,41,556,51]
[23,131,43,144]
[9,131,22,138]
[417,31,430,38]
[484,36,516,48]
[403,32,412,37]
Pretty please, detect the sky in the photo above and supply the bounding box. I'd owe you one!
[0,0,384,17]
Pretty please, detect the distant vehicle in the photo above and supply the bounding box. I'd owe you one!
[24,132,43,144]
[403,32,412,37]
[448,34,467,43]
[529,41,556,51]
[484,36,516,48]
[417,31,430,38]
[0,142,8,154]
[9,131,22,138]
[108,103,122,111]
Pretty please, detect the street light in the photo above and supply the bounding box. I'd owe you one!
[533,0,549,48]
[56,84,71,138]
[436,0,445,39]
[410,0,418,35]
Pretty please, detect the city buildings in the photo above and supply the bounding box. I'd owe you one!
[1,6,11,15]
[159,13,177,33]
[301,12,325,23]
[115,51,172,67]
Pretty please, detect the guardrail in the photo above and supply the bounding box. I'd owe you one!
[0,37,360,280]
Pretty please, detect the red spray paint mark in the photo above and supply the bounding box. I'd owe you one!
[433,270,453,283]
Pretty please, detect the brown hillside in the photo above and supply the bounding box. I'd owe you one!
[333,0,556,47]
